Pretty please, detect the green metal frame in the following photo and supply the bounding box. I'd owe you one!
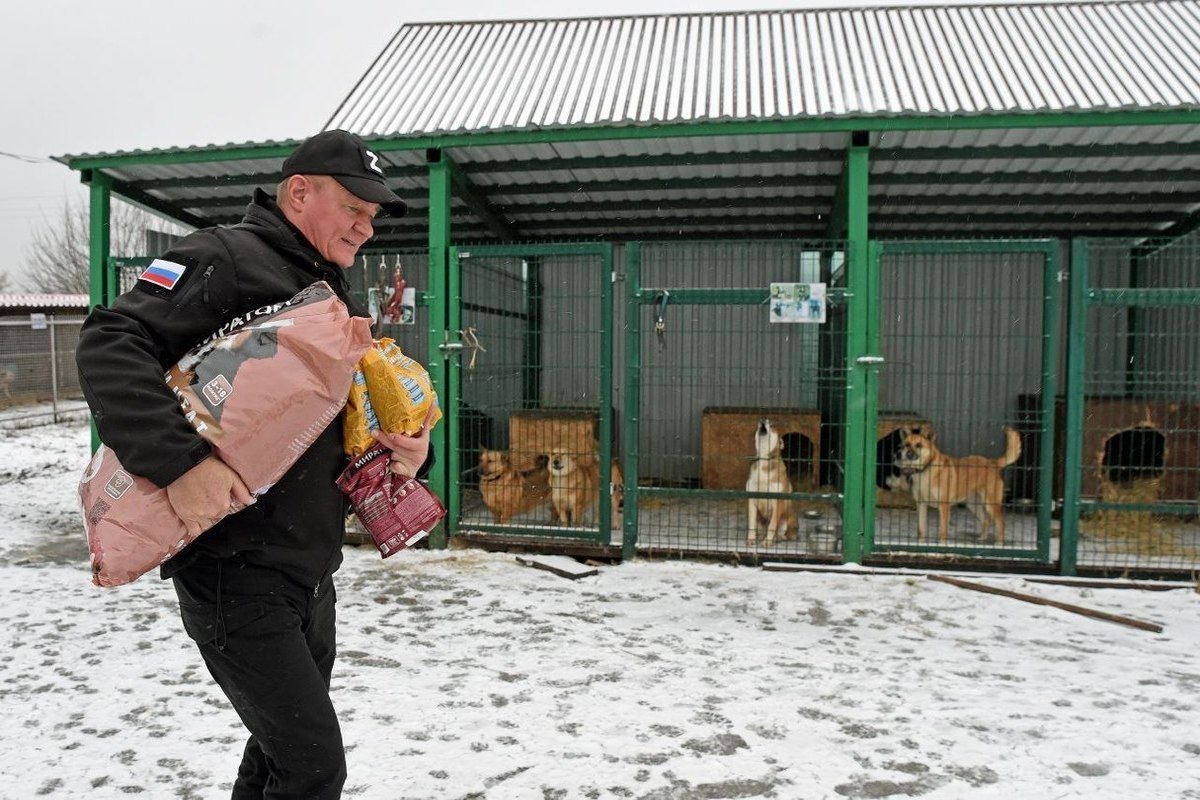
[839,138,870,562]
[625,241,849,559]
[63,109,1200,172]
[424,155,454,548]
[1061,238,1200,576]
[866,240,1061,564]
[445,242,616,546]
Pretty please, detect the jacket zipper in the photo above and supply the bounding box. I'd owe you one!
[200,264,214,304]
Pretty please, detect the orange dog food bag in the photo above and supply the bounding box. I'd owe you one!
[343,338,441,456]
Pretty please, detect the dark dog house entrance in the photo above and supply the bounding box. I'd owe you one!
[780,431,815,488]
[1102,427,1166,485]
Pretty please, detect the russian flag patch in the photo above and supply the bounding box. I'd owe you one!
[138,258,188,290]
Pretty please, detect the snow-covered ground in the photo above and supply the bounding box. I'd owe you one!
[2,418,1198,799]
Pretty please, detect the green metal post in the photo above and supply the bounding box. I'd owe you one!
[1060,239,1088,576]
[523,257,543,408]
[427,154,453,549]
[87,174,112,452]
[840,136,870,563]
[622,243,642,560]
[861,240,882,556]
[1125,249,1142,395]
[597,246,614,546]
[1037,245,1061,562]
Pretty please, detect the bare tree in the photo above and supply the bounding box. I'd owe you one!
[19,196,185,293]
[0,271,11,292]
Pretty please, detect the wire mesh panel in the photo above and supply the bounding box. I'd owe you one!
[0,317,86,421]
[869,242,1058,562]
[1065,236,1200,576]
[627,241,848,560]
[452,246,615,543]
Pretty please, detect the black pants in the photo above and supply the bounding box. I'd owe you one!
[172,558,345,800]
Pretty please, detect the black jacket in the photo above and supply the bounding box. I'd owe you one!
[77,189,412,589]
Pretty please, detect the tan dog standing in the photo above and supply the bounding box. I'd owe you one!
[894,427,1021,545]
[746,419,796,546]
[478,449,551,524]
[548,451,600,526]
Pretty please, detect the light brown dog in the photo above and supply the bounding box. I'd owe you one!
[894,427,1021,545]
[478,449,551,524]
[547,451,600,526]
[746,419,796,546]
[610,458,625,529]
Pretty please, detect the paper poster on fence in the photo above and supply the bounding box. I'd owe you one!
[769,282,826,324]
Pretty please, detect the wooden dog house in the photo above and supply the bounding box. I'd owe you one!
[1015,395,1200,502]
[508,408,599,472]
[702,407,821,490]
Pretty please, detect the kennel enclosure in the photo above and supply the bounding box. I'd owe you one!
[69,2,1200,577]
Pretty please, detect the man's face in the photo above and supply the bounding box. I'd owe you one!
[288,176,380,267]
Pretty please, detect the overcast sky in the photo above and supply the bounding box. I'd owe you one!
[0,0,1058,288]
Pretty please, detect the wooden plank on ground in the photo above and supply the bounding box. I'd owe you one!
[927,575,1164,633]
[515,555,599,580]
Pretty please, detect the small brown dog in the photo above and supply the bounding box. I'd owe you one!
[746,419,796,546]
[478,449,551,524]
[894,427,1021,545]
[610,458,625,529]
[547,451,600,526]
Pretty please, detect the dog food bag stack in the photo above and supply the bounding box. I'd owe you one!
[343,337,442,457]
[80,282,372,587]
[339,337,446,557]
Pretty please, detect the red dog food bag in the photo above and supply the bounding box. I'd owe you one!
[81,281,372,587]
[336,446,446,558]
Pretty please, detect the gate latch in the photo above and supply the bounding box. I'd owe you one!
[438,328,486,369]
[855,355,886,366]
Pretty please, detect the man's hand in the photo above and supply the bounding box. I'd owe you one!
[166,456,256,538]
[372,405,435,478]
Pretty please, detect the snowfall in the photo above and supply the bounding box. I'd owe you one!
[1,409,1198,800]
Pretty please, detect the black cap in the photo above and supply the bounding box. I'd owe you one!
[282,130,408,217]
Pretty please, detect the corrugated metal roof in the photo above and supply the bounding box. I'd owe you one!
[327,0,1200,137]
[0,294,90,310]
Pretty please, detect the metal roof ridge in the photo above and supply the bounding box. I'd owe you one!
[52,137,308,165]
[390,0,1194,29]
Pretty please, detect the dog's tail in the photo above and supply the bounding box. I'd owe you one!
[996,426,1021,467]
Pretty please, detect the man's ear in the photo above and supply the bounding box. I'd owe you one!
[280,174,312,213]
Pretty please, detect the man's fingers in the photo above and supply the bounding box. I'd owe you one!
[230,476,255,507]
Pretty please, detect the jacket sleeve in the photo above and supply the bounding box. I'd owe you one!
[76,232,236,488]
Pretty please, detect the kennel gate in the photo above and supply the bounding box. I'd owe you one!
[438,243,621,549]
[862,241,1061,566]
[623,241,852,561]
[1060,237,1200,577]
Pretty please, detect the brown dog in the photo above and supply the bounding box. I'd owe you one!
[746,419,796,546]
[547,451,600,526]
[478,449,551,524]
[610,458,625,529]
[894,427,1021,545]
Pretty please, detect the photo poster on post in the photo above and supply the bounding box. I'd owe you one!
[769,282,826,324]
[398,287,416,325]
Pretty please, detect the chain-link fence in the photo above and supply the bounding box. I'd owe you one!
[0,316,89,427]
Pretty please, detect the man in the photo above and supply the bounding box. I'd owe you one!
[76,130,432,799]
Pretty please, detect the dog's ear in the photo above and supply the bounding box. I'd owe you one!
[897,426,911,439]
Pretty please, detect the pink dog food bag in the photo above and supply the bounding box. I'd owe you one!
[80,282,372,587]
